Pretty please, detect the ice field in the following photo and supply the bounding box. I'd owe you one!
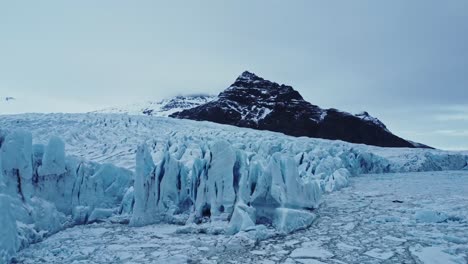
[1,113,467,263]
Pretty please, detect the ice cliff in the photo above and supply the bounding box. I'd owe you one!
[0,131,132,263]
[129,141,322,235]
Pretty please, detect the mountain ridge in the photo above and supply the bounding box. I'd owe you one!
[171,71,427,148]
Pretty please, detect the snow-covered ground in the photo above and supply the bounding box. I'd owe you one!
[14,170,468,264]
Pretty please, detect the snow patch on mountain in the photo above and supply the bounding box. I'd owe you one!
[94,94,216,117]
[354,111,389,131]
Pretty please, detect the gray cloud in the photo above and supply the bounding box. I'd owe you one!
[435,130,468,137]
[434,105,468,121]
[0,0,467,149]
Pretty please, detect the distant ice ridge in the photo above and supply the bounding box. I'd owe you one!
[1,114,468,263]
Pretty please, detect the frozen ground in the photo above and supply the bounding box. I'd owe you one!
[14,170,468,264]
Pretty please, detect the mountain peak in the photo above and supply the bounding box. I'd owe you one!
[171,72,423,148]
[236,71,263,82]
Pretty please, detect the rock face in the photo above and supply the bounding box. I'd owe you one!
[171,71,423,148]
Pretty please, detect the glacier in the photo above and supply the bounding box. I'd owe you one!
[0,130,132,263]
[0,113,467,263]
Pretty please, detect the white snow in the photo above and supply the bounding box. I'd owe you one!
[94,95,216,117]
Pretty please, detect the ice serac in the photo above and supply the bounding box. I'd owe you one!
[171,71,426,148]
[1,130,33,200]
[130,143,157,226]
[0,155,18,263]
[128,139,323,234]
[206,141,236,219]
[0,194,18,264]
[0,130,133,262]
[72,162,132,223]
[38,136,66,176]
[35,136,74,214]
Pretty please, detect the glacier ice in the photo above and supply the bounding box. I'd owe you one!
[1,114,468,263]
[130,140,323,234]
[272,208,317,234]
[0,194,18,264]
[0,130,132,263]
[130,144,157,226]
[71,162,132,222]
[415,210,449,223]
[1,130,34,201]
[323,168,351,193]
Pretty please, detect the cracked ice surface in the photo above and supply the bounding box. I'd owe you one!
[1,113,466,172]
[15,171,468,264]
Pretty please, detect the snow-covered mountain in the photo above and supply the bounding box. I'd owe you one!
[171,71,425,148]
[94,94,216,117]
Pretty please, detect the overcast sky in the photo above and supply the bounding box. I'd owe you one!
[1,1,467,150]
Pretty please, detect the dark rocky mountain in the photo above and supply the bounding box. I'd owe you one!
[171,71,427,148]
